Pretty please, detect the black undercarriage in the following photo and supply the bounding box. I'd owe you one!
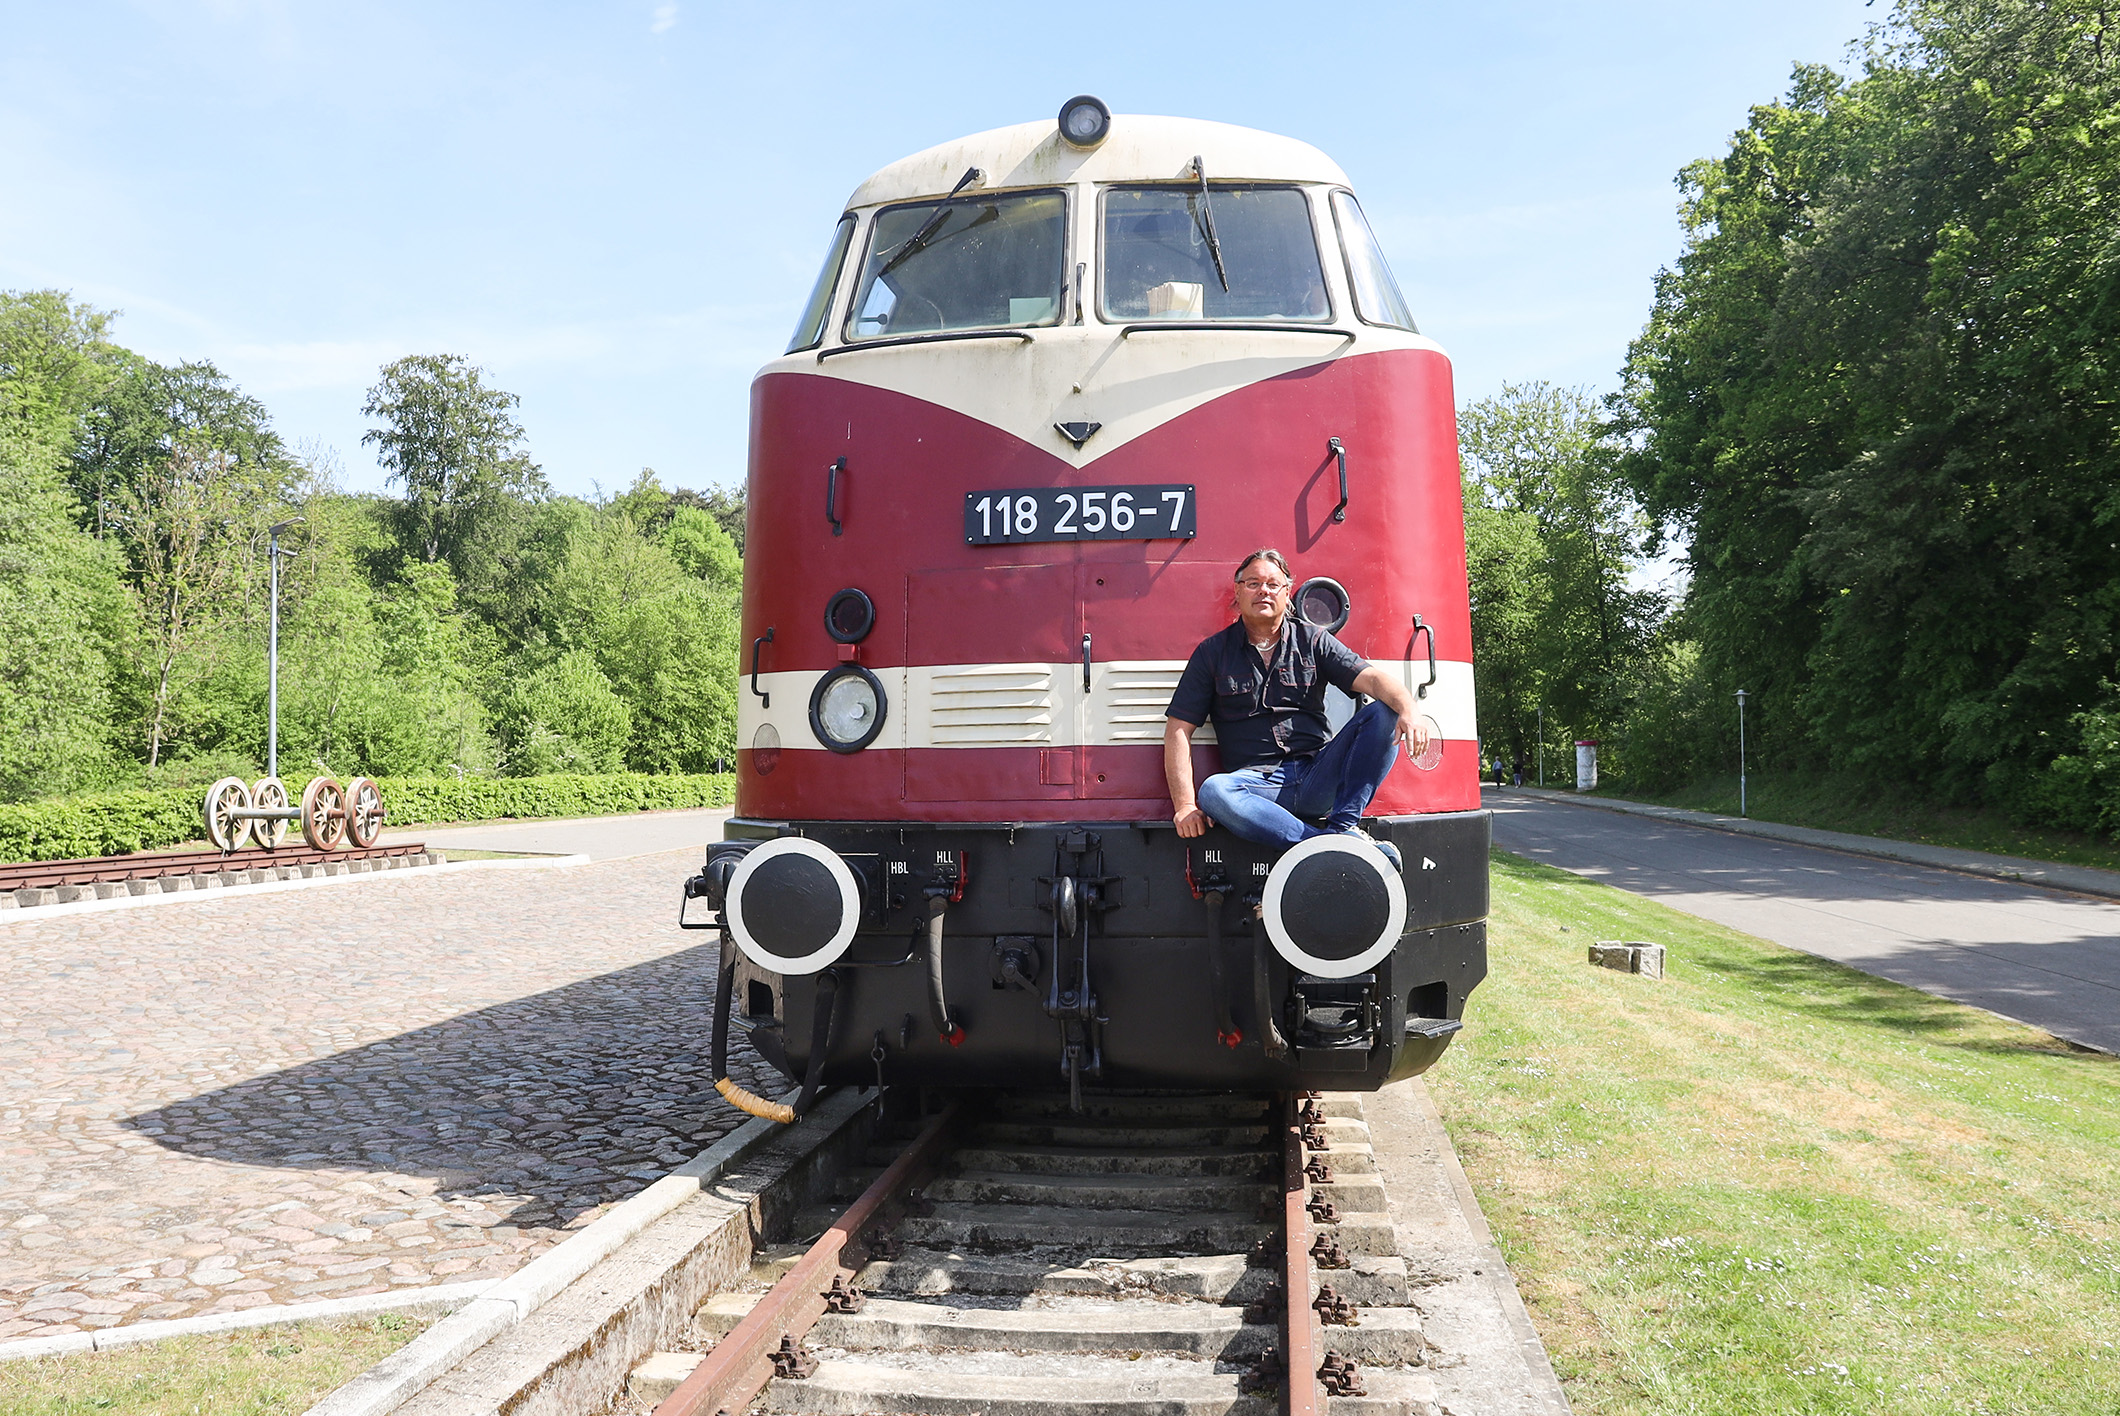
[693,811,1489,1099]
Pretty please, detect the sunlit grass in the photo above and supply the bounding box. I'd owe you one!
[1596,769,2120,874]
[0,1314,427,1415]
[1426,849,2120,1415]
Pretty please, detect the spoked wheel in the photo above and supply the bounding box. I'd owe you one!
[203,777,253,852]
[302,776,349,850]
[250,776,290,849]
[343,776,385,848]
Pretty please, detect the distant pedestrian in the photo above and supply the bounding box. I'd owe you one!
[1493,755,1507,789]
[1512,754,1524,787]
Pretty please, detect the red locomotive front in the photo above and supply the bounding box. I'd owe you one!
[690,101,1489,1113]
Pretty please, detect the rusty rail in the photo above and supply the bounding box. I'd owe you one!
[0,841,430,893]
[1284,1092,1323,1416]
[654,1098,967,1416]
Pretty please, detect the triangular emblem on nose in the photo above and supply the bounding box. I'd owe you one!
[1054,421,1102,449]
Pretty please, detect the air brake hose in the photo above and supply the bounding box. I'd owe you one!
[793,969,837,1118]
[1204,890,1241,1048]
[710,949,795,1124]
[926,896,966,1046]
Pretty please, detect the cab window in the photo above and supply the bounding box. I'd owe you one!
[845,190,1068,341]
[787,215,856,353]
[1101,185,1329,323]
[1331,192,1417,333]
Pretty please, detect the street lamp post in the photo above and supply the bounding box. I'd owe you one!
[1537,706,1544,787]
[1735,688,1749,818]
[266,518,304,779]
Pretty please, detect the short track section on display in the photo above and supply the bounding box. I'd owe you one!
[638,1091,1437,1416]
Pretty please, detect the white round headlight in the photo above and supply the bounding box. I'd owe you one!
[1057,94,1111,149]
[809,665,887,753]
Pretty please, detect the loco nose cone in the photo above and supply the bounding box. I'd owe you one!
[726,838,862,975]
[1262,835,1407,978]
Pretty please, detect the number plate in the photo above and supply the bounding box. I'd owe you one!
[965,485,1197,545]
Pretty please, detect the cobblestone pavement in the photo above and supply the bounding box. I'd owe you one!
[0,851,779,1341]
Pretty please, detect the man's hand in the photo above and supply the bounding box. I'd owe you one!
[1397,710,1431,759]
[1174,804,1214,837]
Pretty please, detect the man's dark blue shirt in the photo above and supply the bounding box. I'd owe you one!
[1166,619,1369,772]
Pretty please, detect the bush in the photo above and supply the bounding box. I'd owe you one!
[0,772,735,863]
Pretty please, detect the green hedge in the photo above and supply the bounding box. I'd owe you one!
[0,773,735,863]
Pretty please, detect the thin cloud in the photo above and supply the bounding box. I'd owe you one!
[651,4,678,34]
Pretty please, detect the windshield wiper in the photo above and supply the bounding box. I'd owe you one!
[1191,155,1230,293]
[878,166,985,279]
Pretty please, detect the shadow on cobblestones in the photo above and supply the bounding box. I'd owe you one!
[115,942,784,1230]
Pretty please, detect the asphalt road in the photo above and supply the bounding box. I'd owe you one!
[1488,792,2120,1054]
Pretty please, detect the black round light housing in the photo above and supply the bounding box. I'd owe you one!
[725,837,860,975]
[1057,94,1111,149]
[1262,835,1406,978]
[824,587,876,644]
[809,664,887,753]
[1294,576,1351,634]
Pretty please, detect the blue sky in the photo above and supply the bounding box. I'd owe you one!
[1,1,1882,500]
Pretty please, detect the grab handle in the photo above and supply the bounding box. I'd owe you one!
[826,458,845,537]
[1328,436,1348,524]
[1408,614,1436,700]
[1081,632,1093,692]
[750,627,775,708]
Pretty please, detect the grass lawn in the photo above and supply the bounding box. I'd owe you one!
[1596,769,2120,875]
[1426,849,2120,1415]
[0,1314,426,1415]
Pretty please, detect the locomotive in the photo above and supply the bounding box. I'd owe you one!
[685,97,1488,1116]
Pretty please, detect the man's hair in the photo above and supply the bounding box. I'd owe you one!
[1233,548,1292,583]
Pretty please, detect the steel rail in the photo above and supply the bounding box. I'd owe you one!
[653,1097,967,1416]
[1283,1093,1323,1416]
[0,841,430,892]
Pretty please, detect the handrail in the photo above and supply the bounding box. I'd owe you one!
[1119,322,1354,340]
[826,458,845,537]
[1328,436,1349,524]
[750,628,774,708]
[817,329,1035,360]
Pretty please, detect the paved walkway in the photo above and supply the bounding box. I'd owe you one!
[1490,788,2120,1053]
[380,807,733,862]
[0,843,776,1342]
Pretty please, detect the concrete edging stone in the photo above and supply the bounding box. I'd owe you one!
[300,1086,822,1416]
[0,1280,496,1363]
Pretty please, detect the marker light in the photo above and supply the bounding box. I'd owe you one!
[824,587,876,643]
[1057,95,1111,149]
[1294,577,1351,634]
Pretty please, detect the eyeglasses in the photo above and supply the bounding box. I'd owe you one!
[1239,578,1290,592]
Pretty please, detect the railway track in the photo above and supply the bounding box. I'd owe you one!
[1,841,433,896]
[635,1090,1435,1416]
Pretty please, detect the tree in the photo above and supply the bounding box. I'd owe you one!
[72,355,289,538]
[0,291,128,799]
[1460,383,1664,774]
[1618,0,2120,818]
[361,354,547,570]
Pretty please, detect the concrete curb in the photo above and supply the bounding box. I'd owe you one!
[0,1280,496,1362]
[1503,786,2120,901]
[0,854,591,925]
[300,1086,815,1416]
[1408,1077,1574,1416]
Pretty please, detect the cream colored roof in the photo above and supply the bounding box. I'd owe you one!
[846,114,1351,208]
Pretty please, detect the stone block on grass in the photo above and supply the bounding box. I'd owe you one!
[1590,941,1665,978]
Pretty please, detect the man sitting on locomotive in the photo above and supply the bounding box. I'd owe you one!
[1163,548,1429,871]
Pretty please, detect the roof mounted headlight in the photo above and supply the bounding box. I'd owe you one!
[1057,95,1111,149]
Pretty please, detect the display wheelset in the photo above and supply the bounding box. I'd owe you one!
[201,775,387,853]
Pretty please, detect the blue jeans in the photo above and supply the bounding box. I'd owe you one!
[1196,701,1400,849]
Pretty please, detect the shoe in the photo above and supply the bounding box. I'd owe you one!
[1344,826,1402,873]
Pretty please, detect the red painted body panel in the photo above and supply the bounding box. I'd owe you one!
[738,346,1477,821]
